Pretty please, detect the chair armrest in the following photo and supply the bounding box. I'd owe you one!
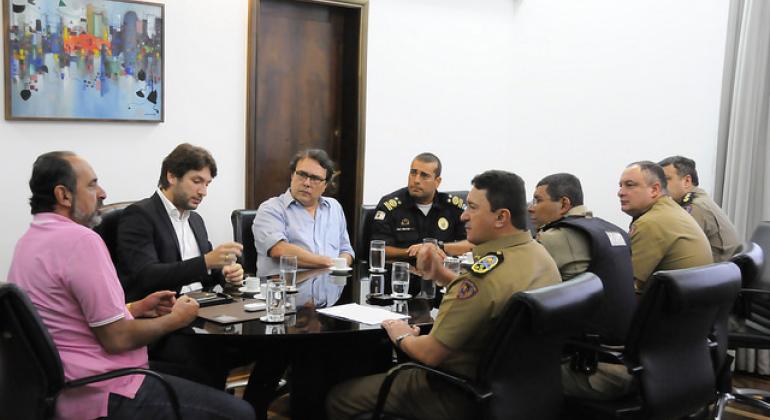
[63,367,180,420]
[740,288,770,297]
[564,338,642,375]
[372,362,492,420]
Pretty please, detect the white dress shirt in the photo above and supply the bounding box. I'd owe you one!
[157,188,203,292]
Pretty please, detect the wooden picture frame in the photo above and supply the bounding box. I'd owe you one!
[3,0,164,122]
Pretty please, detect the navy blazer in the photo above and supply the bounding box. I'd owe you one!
[117,192,223,301]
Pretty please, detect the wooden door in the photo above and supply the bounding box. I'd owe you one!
[245,0,368,238]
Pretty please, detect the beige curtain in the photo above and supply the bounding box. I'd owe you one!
[716,0,770,376]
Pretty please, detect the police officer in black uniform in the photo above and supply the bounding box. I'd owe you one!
[371,153,471,260]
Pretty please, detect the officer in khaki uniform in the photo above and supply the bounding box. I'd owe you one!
[562,162,714,403]
[371,153,472,259]
[529,173,594,280]
[619,161,713,293]
[326,170,560,420]
[659,156,740,262]
[536,205,592,279]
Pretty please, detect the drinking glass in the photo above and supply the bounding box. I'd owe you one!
[266,278,286,322]
[280,255,298,292]
[391,262,410,298]
[369,240,386,272]
[444,256,461,274]
[422,238,439,248]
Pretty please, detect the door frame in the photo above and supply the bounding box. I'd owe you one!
[244,0,369,219]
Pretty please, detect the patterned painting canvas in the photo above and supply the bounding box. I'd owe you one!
[3,0,163,121]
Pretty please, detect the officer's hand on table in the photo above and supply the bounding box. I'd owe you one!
[222,263,244,283]
[382,319,420,341]
[130,290,176,318]
[205,242,243,269]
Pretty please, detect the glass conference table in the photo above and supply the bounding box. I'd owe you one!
[190,261,438,339]
[186,261,440,420]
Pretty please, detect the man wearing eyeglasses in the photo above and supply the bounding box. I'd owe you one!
[252,149,355,277]
[371,152,471,260]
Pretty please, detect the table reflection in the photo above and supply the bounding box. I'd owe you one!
[192,262,436,337]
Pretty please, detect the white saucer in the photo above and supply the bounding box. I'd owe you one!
[259,315,285,324]
[329,266,352,272]
[391,293,412,300]
[238,286,261,293]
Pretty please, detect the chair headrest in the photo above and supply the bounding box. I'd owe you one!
[515,272,604,335]
[652,263,741,312]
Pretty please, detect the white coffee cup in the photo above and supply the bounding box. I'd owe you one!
[244,277,260,292]
[332,257,348,270]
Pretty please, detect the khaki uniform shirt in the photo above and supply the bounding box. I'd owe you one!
[681,187,740,263]
[430,231,561,378]
[537,205,593,281]
[630,196,713,293]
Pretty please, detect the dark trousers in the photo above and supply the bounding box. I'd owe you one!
[106,373,255,419]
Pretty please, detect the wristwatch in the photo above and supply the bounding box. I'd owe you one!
[395,333,412,350]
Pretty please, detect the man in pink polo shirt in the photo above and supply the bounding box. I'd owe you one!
[9,151,254,419]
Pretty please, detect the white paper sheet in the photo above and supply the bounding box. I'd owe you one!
[316,303,409,325]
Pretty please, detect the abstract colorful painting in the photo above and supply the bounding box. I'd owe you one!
[3,0,163,121]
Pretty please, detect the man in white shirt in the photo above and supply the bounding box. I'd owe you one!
[117,143,244,301]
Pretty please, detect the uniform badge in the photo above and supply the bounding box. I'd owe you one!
[452,196,459,205]
[437,217,449,231]
[456,279,479,300]
[471,253,501,275]
[400,218,411,226]
[682,191,694,204]
[374,211,386,221]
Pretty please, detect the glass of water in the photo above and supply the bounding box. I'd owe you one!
[266,277,286,322]
[369,240,386,272]
[391,261,410,298]
[280,255,298,293]
[444,256,461,274]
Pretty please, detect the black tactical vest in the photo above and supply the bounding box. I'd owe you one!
[547,216,636,344]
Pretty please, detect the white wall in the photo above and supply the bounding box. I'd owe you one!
[364,0,729,231]
[0,0,729,275]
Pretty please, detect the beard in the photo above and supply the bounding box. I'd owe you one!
[70,196,103,228]
[171,188,198,211]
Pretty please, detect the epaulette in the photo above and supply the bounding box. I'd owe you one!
[382,197,403,212]
[447,194,465,210]
[471,251,504,276]
[682,191,696,204]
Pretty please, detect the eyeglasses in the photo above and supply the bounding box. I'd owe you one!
[294,170,327,185]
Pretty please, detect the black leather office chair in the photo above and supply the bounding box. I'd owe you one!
[566,263,742,420]
[712,242,770,418]
[231,209,259,276]
[93,201,135,267]
[355,204,377,261]
[361,272,604,420]
[0,283,181,420]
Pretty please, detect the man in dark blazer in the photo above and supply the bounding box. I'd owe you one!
[116,143,246,391]
[117,143,244,302]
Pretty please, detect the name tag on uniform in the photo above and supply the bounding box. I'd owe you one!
[605,231,627,247]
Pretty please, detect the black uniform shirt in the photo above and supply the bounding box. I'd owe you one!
[371,187,466,250]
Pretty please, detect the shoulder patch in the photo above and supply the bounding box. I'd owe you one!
[456,279,479,300]
[471,253,502,275]
[374,210,386,221]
